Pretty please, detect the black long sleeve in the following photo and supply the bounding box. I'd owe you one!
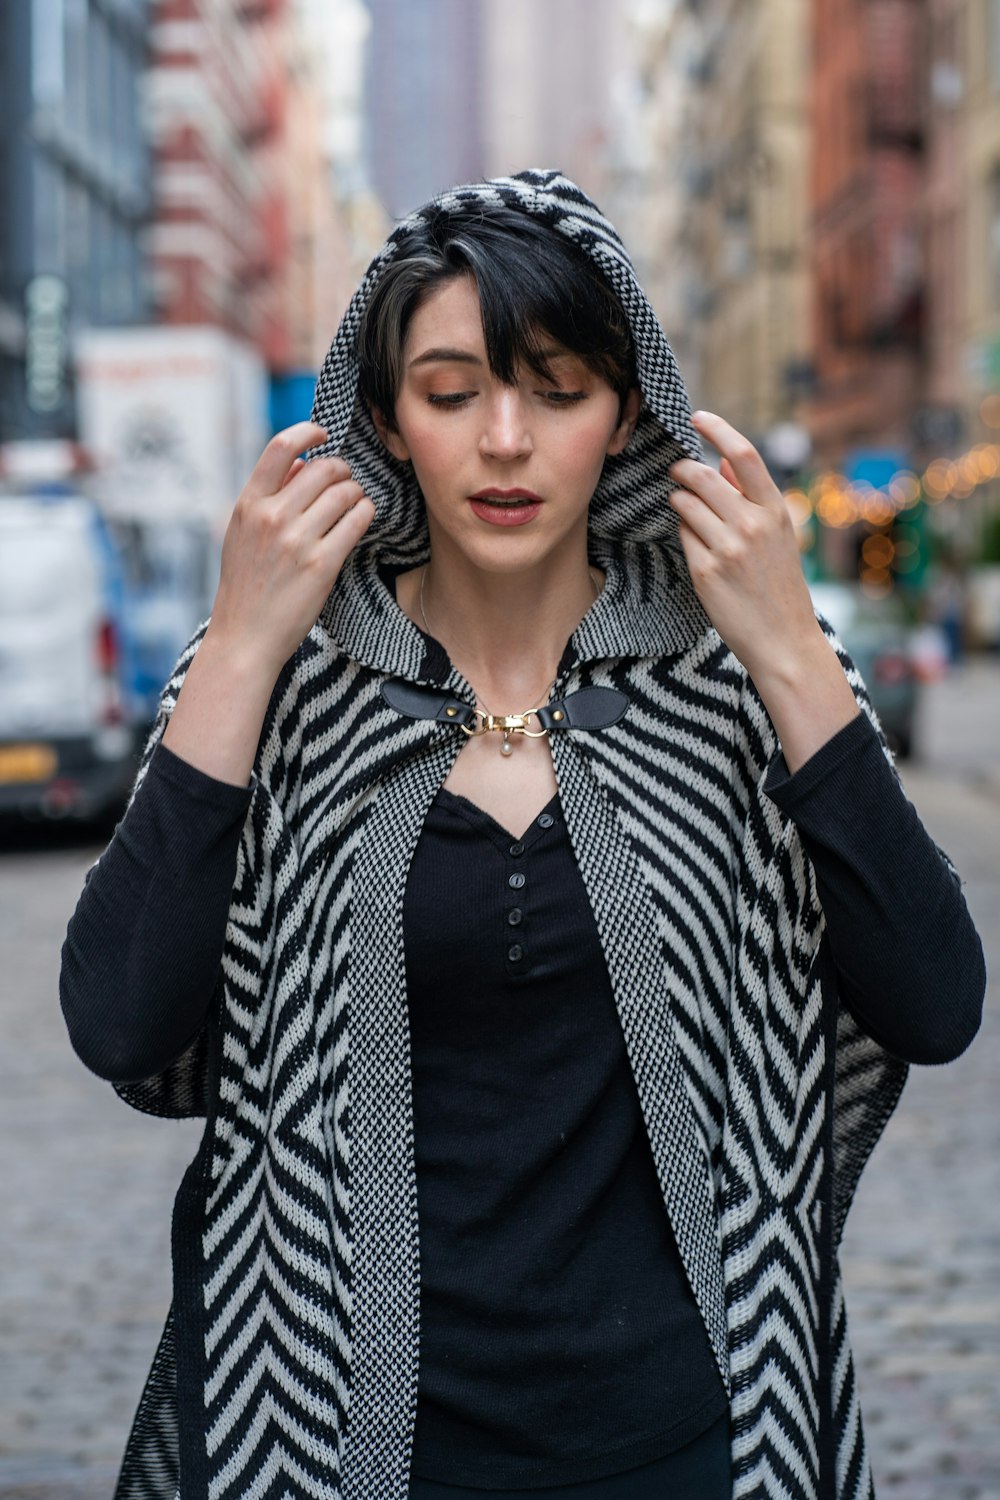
[59,743,253,1083]
[60,716,985,1084]
[764,710,985,1064]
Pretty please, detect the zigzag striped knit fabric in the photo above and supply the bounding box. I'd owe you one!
[111,170,907,1500]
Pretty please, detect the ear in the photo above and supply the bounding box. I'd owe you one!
[606,387,641,456]
[370,406,411,463]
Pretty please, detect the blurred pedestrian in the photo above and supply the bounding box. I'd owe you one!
[927,550,967,665]
[61,172,984,1500]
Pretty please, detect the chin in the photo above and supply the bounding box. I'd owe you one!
[433,514,586,576]
[456,536,564,577]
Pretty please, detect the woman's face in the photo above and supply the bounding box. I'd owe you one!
[375,275,639,576]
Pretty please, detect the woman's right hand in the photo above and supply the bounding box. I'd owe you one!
[160,422,375,786]
[209,420,376,678]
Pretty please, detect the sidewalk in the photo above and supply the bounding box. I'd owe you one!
[912,655,1000,795]
[840,654,1000,1499]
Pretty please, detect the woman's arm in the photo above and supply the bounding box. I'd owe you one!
[60,420,377,1084]
[664,411,985,1063]
[764,712,985,1065]
[161,421,373,786]
[59,744,252,1082]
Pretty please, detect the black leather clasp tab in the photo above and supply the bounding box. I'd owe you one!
[380,680,477,727]
[381,679,629,732]
[535,687,630,731]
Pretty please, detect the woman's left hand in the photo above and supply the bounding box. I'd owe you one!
[668,411,823,682]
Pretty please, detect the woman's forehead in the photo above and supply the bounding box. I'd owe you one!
[404,274,482,341]
[403,277,578,369]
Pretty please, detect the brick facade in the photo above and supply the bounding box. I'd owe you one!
[806,0,926,463]
[147,0,292,368]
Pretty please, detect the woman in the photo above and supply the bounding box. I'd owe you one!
[61,170,984,1500]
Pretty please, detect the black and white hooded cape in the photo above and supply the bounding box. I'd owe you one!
[112,171,908,1500]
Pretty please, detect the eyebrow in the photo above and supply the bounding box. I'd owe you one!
[407,345,573,370]
[408,347,483,369]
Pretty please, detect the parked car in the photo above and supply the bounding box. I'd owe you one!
[809,581,920,758]
[110,517,216,724]
[0,488,146,823]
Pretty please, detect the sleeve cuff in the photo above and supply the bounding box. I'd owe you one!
[147,741,256,817]
[764,710,887,809]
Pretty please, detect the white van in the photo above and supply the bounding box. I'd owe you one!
[0,492,141,822]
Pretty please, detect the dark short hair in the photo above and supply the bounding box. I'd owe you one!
[356,205,637,430]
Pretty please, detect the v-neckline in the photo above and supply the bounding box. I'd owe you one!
[435,787,561,848]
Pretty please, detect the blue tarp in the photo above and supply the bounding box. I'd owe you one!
[269,372,318,436]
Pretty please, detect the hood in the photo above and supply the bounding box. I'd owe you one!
[310,169,711,671]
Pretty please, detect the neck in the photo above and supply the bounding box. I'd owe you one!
[413,533,600,709]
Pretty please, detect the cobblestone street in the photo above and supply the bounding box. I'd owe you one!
[1,662,997,1499]
[840,663,1000,1500]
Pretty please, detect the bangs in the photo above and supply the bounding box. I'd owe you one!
[438,215,633,394]
[357,205,636,427]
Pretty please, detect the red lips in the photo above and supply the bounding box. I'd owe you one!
[469,488,543,502]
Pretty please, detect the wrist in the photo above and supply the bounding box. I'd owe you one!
[201,618,285,695]
[162,623,280,788]
[747,629,862,775]
[746,623,834,701]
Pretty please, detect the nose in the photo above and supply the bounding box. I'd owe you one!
[479,386,532,461]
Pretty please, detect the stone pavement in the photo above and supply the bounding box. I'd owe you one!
[0,837,201,1499]
[836,657,1000,1500]
[840,763,1000,1500]
[0,660,997,1498]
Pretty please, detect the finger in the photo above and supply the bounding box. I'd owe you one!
[282,457,360,517]
[674,515,714,584]
[248,422,330,495]
[691,411,777,508]
[669,487,729,550]
[720,457,741,492]
[313,495,376,570]
[296,476,369,540]
[670,458,746,525]
[281,458,306,488]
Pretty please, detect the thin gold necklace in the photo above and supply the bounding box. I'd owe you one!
[417,564,600,757]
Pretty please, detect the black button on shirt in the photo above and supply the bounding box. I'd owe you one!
[403,788,727,1488]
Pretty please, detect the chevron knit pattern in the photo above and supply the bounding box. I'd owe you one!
[110,171,907,1500]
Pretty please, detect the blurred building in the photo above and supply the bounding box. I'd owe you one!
[146,0,292,369]
[922,0,966,464]
[281,36,356,377]
[0,0,152,442]
[603,3,691,373]
[805,0,926,468]
[363,0,484,219]
[293,0,386,282]
[609,0,813,453]
[962,2,1000,443]
[147,0,372,431]
[361,0,623,220]
[480,0,623,200]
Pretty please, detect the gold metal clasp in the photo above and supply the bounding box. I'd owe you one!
[519,710,549,739]
[460,709,549,741]
[461,708,491,738]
